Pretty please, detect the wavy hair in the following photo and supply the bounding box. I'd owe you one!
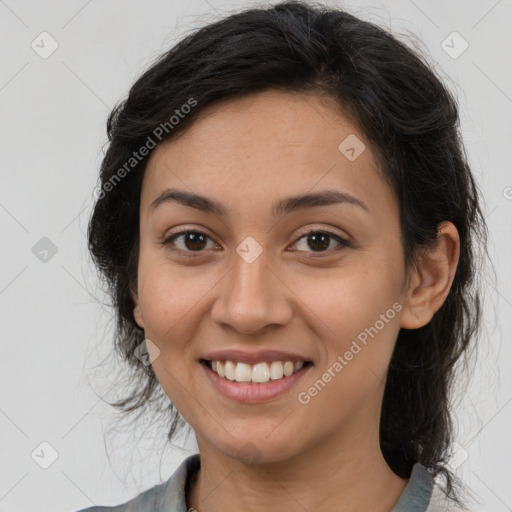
[87,1,491,504]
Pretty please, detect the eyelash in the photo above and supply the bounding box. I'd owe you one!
[159,227,351,257]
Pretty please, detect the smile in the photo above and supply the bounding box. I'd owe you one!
[201,359,314,403]
[202,359,312,384]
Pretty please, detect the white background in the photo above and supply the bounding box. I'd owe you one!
[1,1,511,511]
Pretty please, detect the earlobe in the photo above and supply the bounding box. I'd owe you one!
[131,288,145,329]
[399,221,460,330]
[133,303,144,329]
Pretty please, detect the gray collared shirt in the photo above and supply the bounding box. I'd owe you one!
[74,454,459,512]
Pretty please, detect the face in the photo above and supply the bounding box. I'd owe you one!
[132,90,412,464]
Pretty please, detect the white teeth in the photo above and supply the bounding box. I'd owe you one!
[235,362,252,382]
[269,361,284,380]
[224,361,236,381]
[283,361,294,377]
[208,359,307,383]
[252,362,271,383]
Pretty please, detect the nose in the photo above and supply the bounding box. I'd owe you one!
[210,250,293,335]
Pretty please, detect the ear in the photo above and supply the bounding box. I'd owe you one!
[400,221,460,329]
[130,284,145,329]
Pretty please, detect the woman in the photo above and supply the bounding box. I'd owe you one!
[79,1,490,510]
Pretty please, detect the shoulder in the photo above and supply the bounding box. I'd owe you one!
[71,454,200,512]
[426,482,464,512]
[393,463,478,512]
[72,479,170,512]
[427,481,486,512]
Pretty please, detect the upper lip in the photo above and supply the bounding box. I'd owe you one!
[201,349,312,365]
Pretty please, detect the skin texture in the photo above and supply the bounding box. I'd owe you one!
[131,90,460,512]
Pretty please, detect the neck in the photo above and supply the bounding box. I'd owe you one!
[187,426,409,512]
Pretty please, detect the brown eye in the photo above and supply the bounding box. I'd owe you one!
[291,230,350,253]
[161,228,350,256]
[305,232,330,252]
[161,230,217,254]
[181,232,208,251]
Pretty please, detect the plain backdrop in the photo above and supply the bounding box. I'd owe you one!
[1,1,511,511]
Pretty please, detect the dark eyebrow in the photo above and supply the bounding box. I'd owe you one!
[150,188,370,217]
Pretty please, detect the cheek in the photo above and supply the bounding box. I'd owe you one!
[137,262,203,408]
[293,277,400,434]
[293,260,403,408]
[137,258,212,339]
[294,258,402,344]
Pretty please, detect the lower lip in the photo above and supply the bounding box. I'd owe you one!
[201,362,313,403]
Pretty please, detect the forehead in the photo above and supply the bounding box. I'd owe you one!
[141,90,397,223]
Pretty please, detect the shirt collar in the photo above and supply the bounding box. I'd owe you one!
[391,462,434,511]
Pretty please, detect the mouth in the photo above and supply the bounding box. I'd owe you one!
[200,359,313,384]
[200,358,314,403]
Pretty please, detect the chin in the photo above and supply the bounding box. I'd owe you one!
[213,434,303,466]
